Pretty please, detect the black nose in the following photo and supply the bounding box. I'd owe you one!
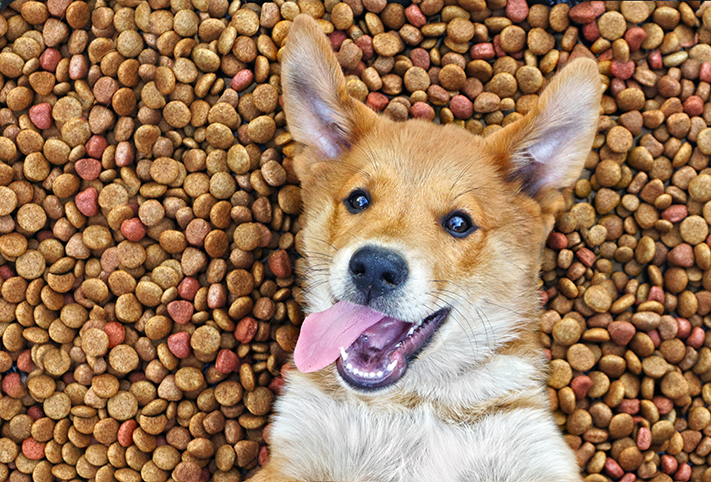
[349,247,408,300]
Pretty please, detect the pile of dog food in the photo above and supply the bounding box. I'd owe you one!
[0,0,709,480]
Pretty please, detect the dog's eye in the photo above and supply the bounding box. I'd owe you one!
[345,190,370,213]
[444,212,476,238]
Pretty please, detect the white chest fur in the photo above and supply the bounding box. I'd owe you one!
[267,355,583,482]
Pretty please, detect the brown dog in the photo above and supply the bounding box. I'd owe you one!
[250,14,601,482]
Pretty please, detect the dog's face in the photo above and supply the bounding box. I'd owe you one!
[282,15,601,393]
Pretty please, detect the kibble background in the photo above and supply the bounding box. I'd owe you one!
[0,0,709,481]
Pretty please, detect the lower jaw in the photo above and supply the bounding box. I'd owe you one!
[336,352,406,390]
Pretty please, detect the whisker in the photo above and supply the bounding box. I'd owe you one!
[429,292,479,359]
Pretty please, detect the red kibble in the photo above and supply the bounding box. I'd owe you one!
[168,300,194,325]
[269,250,292,278]
[178,277,200,301]
[647,286,664,303]
[547,232,568,250]
[677,318,691,339]
[93,77,119,104]
[667,243,694,268]
[608,321,636,346]
[75,158,102,180]
[661,205,687,222]
[648,49,662,69]
[617,399,639,414]
[492,35,506,58]
[700,62,711,83]
[625,27,646,51]
[648,329,661,348]
[610,80,626,99]
[687,327,705,349]
[570,376,592,400]
[129,373,147,383]
[506,0,528,22]
[355,35,374,61]
[75,187,99,217]
[39,48,61,71]
[611,60,635,80]
[235,317,259,344]
[405,4,426,27]
[597,49,613,62]
[576,247,595,267]
[653,396,673,415]
[115,141,135,167]
[215,349,238,374]
[604,457,624,479]
[27,406,43,421]
[22,438,45,461]
[449,95,473,120]
[167,332,191,358]
[118,420,137,447]
[539,290,549,306]
[2,373,23,398]
[104,321,125,348]
[0,266,15,281]
[329,30,347,51]
[85,135,108,159]
[410,102,435,120]
[569,2,596,23]
[410,48,430,70]
[231,69,254,91]
[470,43,495,60]
[29,103,52,130]
[636,427,651,451]
[683,95,704,117]
[366,92,389,112]
[674,464,691,482]
[661,455,678,475]
[121,218,146,242]
[619,474,636,482]
[17,350,36,373]
[582,21,600,42]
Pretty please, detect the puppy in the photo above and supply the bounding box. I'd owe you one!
[250,14,601,482]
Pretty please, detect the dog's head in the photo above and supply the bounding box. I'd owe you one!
[282,15,601,393]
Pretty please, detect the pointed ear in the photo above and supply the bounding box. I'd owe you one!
[489,58,602,197]
[281,14,378,160]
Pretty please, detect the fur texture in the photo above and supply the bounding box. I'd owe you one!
[249,14,602,482]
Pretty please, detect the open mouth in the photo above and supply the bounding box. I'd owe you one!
[336,308,450,390]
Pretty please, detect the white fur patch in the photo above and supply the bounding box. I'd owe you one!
[270,368,581,482]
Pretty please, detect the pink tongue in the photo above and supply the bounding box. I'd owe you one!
[294,301,386,373]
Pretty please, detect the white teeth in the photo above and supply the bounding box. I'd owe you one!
[377,371,383,377]
[387,360,397,371]
[346,363,353,371]
[340,347,348,360]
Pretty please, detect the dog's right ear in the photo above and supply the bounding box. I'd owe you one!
[281,14,377,160]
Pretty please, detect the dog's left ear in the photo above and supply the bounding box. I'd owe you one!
[281,14,378,161]
[488,58,601,197]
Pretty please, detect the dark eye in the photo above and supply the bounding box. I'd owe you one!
[345,189,370,214]
[444,212,476,238]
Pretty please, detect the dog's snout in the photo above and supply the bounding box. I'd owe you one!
[349,247,408,299]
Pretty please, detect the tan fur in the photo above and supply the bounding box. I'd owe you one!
[250,15,602,482]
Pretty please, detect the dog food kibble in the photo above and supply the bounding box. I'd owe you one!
[0,0,708,479]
